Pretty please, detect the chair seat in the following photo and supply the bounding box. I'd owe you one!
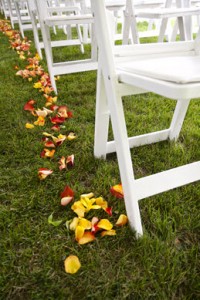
[136,7,200,18]
[117,55,200,83]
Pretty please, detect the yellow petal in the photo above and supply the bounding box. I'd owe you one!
[101,229,116,237]
[78,218,92,230]
[71,201,86,217]
[78,232,95,245]
[97,219,113,231]
[75,225,85,241]
[81,192,94,199]
[116,214,128,226]
[25,123,34,129]
[95,197,108,209]
[64,255,81,274]
[69,217,79,231]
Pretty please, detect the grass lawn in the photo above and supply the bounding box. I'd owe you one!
[0,18,199,300]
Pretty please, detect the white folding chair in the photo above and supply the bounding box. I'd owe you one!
[134,0,200,42]
[91,0,200,236]
[14,0,32,38]
[35,0,97,94]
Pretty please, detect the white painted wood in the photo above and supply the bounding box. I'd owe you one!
[91,0,200,236]
[34,0,97,93]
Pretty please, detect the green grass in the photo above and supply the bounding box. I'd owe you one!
[0,19,199,300]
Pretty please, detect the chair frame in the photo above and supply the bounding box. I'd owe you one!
[91,0,200,236]
[35,0,97,94]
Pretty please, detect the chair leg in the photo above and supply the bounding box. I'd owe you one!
[94,69,110,158]
[91,24,98,61]
[102,75,143,236]
[31,11,43,59]
[42,23,57,93]
[169,99,190,140]
[76,24,84,53]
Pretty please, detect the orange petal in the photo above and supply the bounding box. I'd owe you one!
[64,255,81,274]
[116,214,128,226]
[97,219,113,231]
[78,232,95,245]
[101,229,116,237]
[110,184,124,198]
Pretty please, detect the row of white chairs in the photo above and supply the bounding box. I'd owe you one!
[1,0,200,236]
[1,1,200,92]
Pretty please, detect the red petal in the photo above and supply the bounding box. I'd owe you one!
[44,141,55,148]
[23,99,36,111]
[50,116,65,124]
[105,207,112,216]
[51,125,60,131]
[60,185,74,199]
[40,150,45,158]
[110,184,124,199]
[66,154,74,168]
[50,105,59,111]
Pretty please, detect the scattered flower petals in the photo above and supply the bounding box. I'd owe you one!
[66,154,74,168]
[60,185,74,199]
[69,217,79,231]
[67,132,76,141]
[59,156,66,171]
[51,125,60,131]
[40,148,55,158]
[38,168,53,180]
[50,116,65,124]
[78,232,95,245]
[116,214,128,226]
[61,196,73,206]
[64,255,81,274]
[34,116,45,126]
[23,99,36,111]
[44,141,55,148]
[25,123,34,129]
[97,219,113,231]
[101,229,116,237]
[110,184,124,198]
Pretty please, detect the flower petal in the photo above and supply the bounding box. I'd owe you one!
[50,116,65,124]
[34,116,45,126]
[110,184,124,198]
[25,123,34,129]
[59,156,66,171]
[97,219,113,231]
[69,217,79,231]
[77,232,95,245]
[75,225,85,241]
[66,154,74,168]
[116,214,128,226]
[78,218,92,230]
[101,229,116,237]
[67,132,76,141]
[61,196,73,206]
[60,185,74,199]
[38,168,53,180]
[64,255,81,274]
